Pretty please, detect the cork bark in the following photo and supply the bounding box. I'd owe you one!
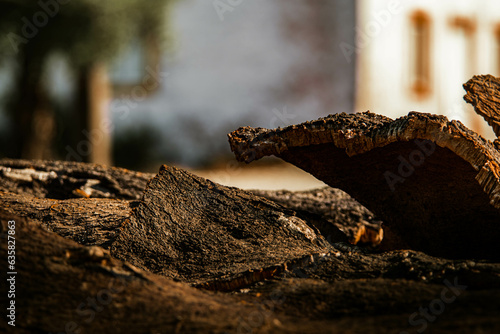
[2,158,500,333]
[464,74,500,138]
[229,111,500,261]
[3,75,500,333]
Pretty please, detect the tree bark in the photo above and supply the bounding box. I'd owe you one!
[72,63,112,165]
[0,158,152,200]
[251,188,383,247]
[229,111,500,260]
[4,74,500,332]
[463,74,500,138]
[2,162,500,333]
[11,51,55,160]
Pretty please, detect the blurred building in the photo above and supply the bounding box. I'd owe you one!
[109,0,357,166]
[2,0,499,167]
[110,0,500,167]
[356,0,500,139]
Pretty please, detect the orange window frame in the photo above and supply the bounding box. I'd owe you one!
[409,11,432,98]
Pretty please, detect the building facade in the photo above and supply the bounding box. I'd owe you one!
[356,0,500,139]
[4,0,495,165]
[111,0,500,166]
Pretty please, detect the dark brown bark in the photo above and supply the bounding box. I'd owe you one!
[0,214,276,334]
[2,159,500,333]
[111,165,346,285]
[0,190,129,248]
[5,74,500,333]
[2,203,500,333]
[251,188,383,247]
[228,111,500,261]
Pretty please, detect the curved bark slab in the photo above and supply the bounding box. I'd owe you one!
[463,74,500,138]
[228,111,500,260]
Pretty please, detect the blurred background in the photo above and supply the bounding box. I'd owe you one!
[0,0,499,190]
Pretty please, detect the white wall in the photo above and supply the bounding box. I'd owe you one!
[356,0,500,139]
[110,0,357,166]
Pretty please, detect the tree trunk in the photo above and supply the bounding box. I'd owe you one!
[71,63,112,165]
[11,52,55,160]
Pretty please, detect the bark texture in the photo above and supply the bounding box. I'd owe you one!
[5,73,500,332]
[0,214,279,334]
[2,159,500,333]
[251,188,383,246]
[2,212,500,334]
[0,158,153,200]
[228,112,500,260]
[111,165,346,285]
[463,74,500,138]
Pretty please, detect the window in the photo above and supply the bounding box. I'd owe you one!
[447,17,480,132]
[409,11,432,98]
[449,16,475,75]
[495,25,500,75]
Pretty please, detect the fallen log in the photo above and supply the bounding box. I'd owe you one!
[228,111,500,260]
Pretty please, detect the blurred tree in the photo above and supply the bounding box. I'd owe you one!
[0,0,174,164]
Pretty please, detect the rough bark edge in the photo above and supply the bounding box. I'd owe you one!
[228,111,500,209]
[463,74,500,138]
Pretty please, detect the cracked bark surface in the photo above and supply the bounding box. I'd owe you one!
[0,190,129,248]
[229,111,500,260]
[111,165,346,285]
[2,210,500,334]
[0,158,153,200]
[251,188,383,246]
[1,159,500,333]
[0,214,284,334]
